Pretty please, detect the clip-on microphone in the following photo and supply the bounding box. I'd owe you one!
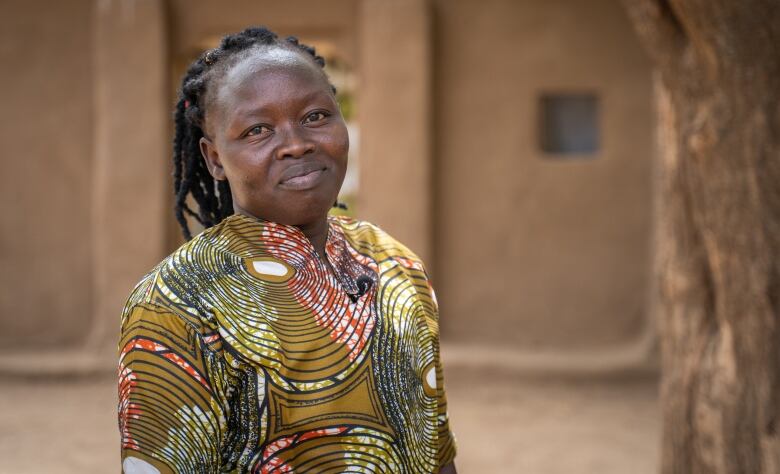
[347,275,373,304]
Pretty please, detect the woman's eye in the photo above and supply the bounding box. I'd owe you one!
[304,111,328,124]
[246,125,268,137]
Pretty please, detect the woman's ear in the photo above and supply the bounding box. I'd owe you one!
[200,136,226,181]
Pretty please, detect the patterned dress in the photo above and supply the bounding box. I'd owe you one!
[118,214,456,473]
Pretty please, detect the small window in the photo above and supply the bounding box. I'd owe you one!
[539,94,599,155]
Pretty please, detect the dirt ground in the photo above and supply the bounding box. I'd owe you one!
[0,368,660,473]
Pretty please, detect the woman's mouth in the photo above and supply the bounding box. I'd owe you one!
[279,163,327,190]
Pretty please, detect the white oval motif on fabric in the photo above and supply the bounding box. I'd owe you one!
[252,260,289,277]
[123,456,161,474]
[426,366,437,390]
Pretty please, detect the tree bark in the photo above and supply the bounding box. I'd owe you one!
[621,1,780,473]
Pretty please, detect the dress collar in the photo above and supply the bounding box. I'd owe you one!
[213,213,377,297]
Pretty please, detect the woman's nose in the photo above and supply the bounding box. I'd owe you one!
[275,125,315,159]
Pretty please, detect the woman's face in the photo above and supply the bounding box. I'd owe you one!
[199,47,348,227]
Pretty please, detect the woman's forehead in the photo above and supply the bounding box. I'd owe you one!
[226,48,325,89]
[213,47,330,106]
[228,47,313,80]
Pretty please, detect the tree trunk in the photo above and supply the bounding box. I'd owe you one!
[621,1,780,472]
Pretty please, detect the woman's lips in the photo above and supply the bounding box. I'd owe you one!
[279,162,327,189]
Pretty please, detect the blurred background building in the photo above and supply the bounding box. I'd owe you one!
[0,0,660,472]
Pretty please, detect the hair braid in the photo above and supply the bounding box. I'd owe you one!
[171,26,335,240]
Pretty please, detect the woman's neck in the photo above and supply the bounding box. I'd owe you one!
[295,216,329,261]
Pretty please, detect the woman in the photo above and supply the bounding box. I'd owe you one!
[118,26,457,474]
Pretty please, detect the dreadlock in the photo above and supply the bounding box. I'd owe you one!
[172,26,337,240]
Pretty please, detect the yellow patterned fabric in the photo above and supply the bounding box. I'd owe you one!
[118,214,456,473]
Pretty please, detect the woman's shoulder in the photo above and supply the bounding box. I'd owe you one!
[121,223,232,325]
[332,216,439,315]
[329,216,427,271]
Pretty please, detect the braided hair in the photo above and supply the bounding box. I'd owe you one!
[172,26,336,240]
